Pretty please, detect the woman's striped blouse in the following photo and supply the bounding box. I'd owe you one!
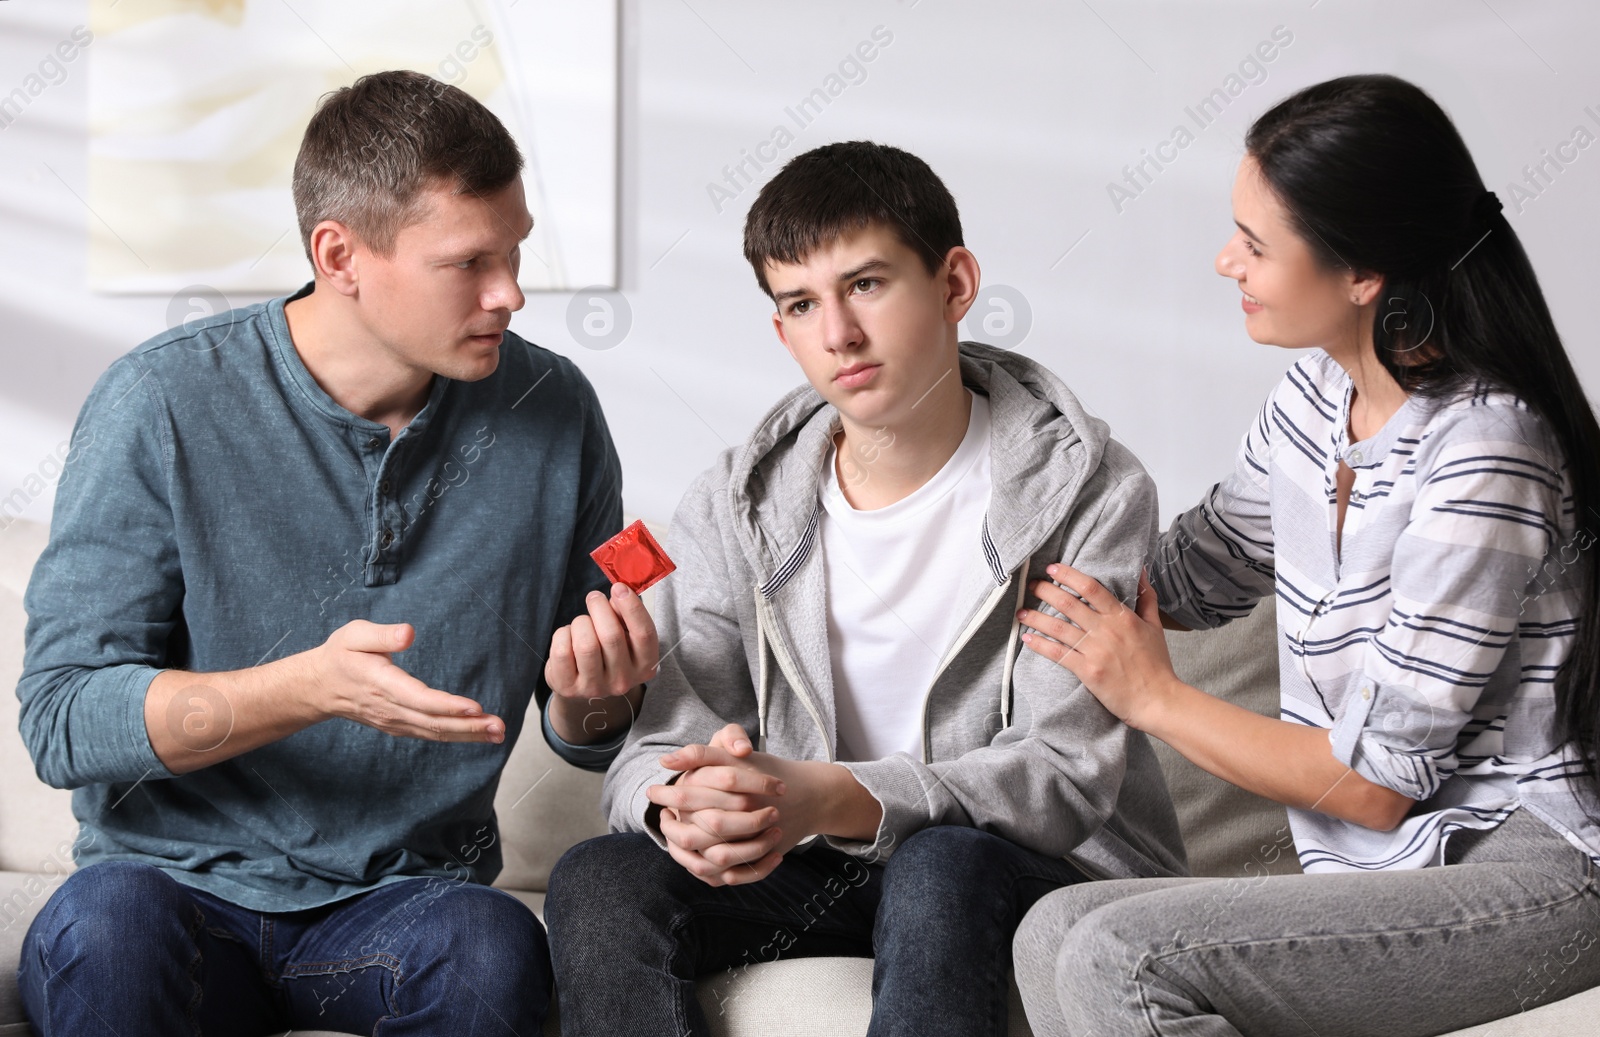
[1152,349,1595,872]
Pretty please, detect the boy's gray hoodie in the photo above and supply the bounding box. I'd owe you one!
[605,342,1187,879]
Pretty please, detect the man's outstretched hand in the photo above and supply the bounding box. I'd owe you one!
[311,619,505,742]
[146,617,503,776]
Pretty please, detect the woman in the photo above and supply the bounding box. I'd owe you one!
[1012,74,1600,1036]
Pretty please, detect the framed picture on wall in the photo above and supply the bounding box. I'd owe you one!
[86,0,618,293]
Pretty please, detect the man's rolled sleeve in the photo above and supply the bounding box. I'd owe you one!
[540,693,628,772]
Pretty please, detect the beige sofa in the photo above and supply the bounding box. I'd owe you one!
[0,516,1594,1036]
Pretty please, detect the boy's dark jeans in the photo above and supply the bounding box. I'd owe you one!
[546,824,1090,1037]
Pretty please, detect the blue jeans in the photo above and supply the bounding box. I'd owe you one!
[17,860,550,1036]
[544,825,1090,1037]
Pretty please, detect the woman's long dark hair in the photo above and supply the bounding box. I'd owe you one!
[1246,74,1600,797]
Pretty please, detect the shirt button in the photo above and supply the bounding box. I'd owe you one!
[366,436,382,450]
[1361,686,1372,700]
[1348,449,1364,465]
[379,528,394,548]
[379,479,392,495]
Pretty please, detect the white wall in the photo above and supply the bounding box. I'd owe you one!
[3,0,1597,531]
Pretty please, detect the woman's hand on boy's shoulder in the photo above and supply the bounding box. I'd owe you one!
[1016,565,1182,733]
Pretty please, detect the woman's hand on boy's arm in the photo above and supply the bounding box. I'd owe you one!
[1016,564,1181,731]
[1018,565,1414,832]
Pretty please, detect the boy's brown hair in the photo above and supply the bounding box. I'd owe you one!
[742,141,963,298]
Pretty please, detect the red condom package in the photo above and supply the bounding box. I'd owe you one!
[590,519,676,594]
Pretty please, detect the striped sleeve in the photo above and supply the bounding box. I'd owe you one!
[1329,401,1568,801]
[1151,385,1279,630]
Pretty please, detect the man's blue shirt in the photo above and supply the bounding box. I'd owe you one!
[18,282,626,911]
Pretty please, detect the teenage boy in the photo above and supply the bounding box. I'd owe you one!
[545,141,1186,1036]
[15,71,655,1035]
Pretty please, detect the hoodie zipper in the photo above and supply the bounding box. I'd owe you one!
[918,574,1017,765]
[753,590,835,763]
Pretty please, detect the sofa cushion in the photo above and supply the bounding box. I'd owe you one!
[1158,597,1301,879]
[0,870,57,1032]
[698,958,1031,1037]
[491,714,609,891]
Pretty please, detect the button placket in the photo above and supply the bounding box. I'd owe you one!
[370,438,408,586]
[1330,383,1354,572]
[354,428,401,586]
[1343,444,1389,548]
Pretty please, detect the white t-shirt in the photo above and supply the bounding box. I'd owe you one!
[819,391,994,763]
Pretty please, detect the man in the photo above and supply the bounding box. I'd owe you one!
[15,70,654,1035]
[544,141,1186,1036]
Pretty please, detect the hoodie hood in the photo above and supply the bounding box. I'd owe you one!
[727,341,1113,594]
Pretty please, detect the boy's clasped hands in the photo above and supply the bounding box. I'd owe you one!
[649,724,836,887]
